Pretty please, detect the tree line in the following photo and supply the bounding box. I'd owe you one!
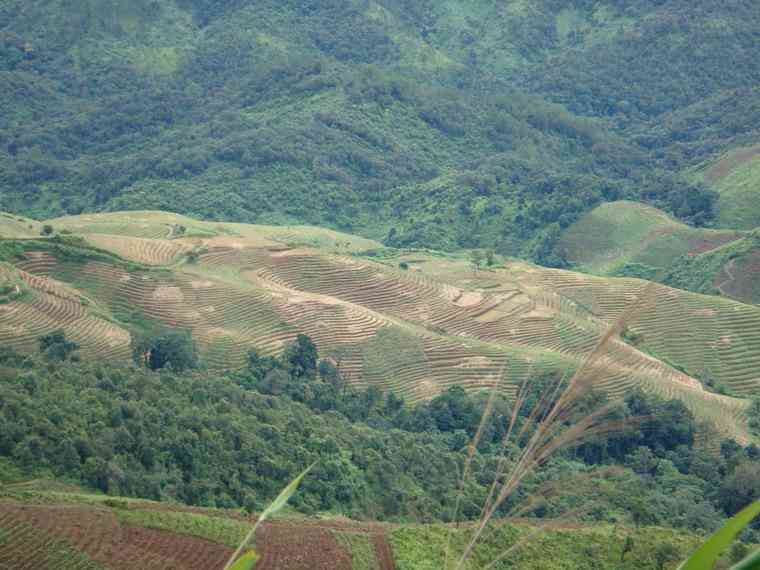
[0,330,757,536]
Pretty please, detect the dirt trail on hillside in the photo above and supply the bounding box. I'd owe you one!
[373,530,397,570]
[716,258,738,296]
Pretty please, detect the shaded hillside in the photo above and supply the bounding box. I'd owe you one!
[4,0,760,260]
[663,231,760,306]
[1,211,758,443]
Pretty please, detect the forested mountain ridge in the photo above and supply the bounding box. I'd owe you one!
[2,0,759,263]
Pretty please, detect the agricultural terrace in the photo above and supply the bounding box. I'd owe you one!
[0,212,758,441]
[0,481,398,570]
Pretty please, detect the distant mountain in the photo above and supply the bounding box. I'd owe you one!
[2,0,759,262]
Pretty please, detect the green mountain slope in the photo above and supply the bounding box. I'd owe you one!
[699,144,760,230]
[0,350,757,569]
[558,201,760,305]
[557,201,742,276]
[3,0,759,261]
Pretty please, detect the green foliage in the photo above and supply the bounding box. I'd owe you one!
[711,150,760,230]
[612,263,663,281]
[0,353,500,519]
[469,249,485,271]
[225,462,314,570]
[731,549,760,570]
[1,348,758,534]
[284,333,318,378]
[228,550,259,570]
[390,523,703,570]
[717,463,760,516]
[663,235,760,304]
[0,456,24,483]
[0,270,27,304]
[132,328,198,372]
[750,400,760,438]
[0,237,131,267]
[115,508,249,548]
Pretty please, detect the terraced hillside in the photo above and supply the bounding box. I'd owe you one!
[1,211,758,443]
[0,483,376,570]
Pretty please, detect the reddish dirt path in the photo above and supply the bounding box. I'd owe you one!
[716,258,738,296]
[686,233,741,255]
[373,530,397,570]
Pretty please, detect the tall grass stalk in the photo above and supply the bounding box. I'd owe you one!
[450,284,656,569]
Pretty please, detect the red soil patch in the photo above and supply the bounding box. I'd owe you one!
[373,531,397,570]
[705,144,760,183]
[686,233,741,255]
[255,521,353,570]
[0,503,232,570]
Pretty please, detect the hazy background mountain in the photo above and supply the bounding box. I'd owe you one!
[2,0,759,264]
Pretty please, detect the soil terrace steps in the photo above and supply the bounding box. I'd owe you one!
[534,268,760,397]
[83,234,193,265]
[2,231,757,442]
[0,266,132,360]
[0,506,101,569]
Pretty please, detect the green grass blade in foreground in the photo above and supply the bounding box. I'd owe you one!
[223,462,317,570]
[731,549,760,570]
[678,500,760,570]
[229,550,259,570]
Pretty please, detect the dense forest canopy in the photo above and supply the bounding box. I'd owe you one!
[2,0,759,263]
